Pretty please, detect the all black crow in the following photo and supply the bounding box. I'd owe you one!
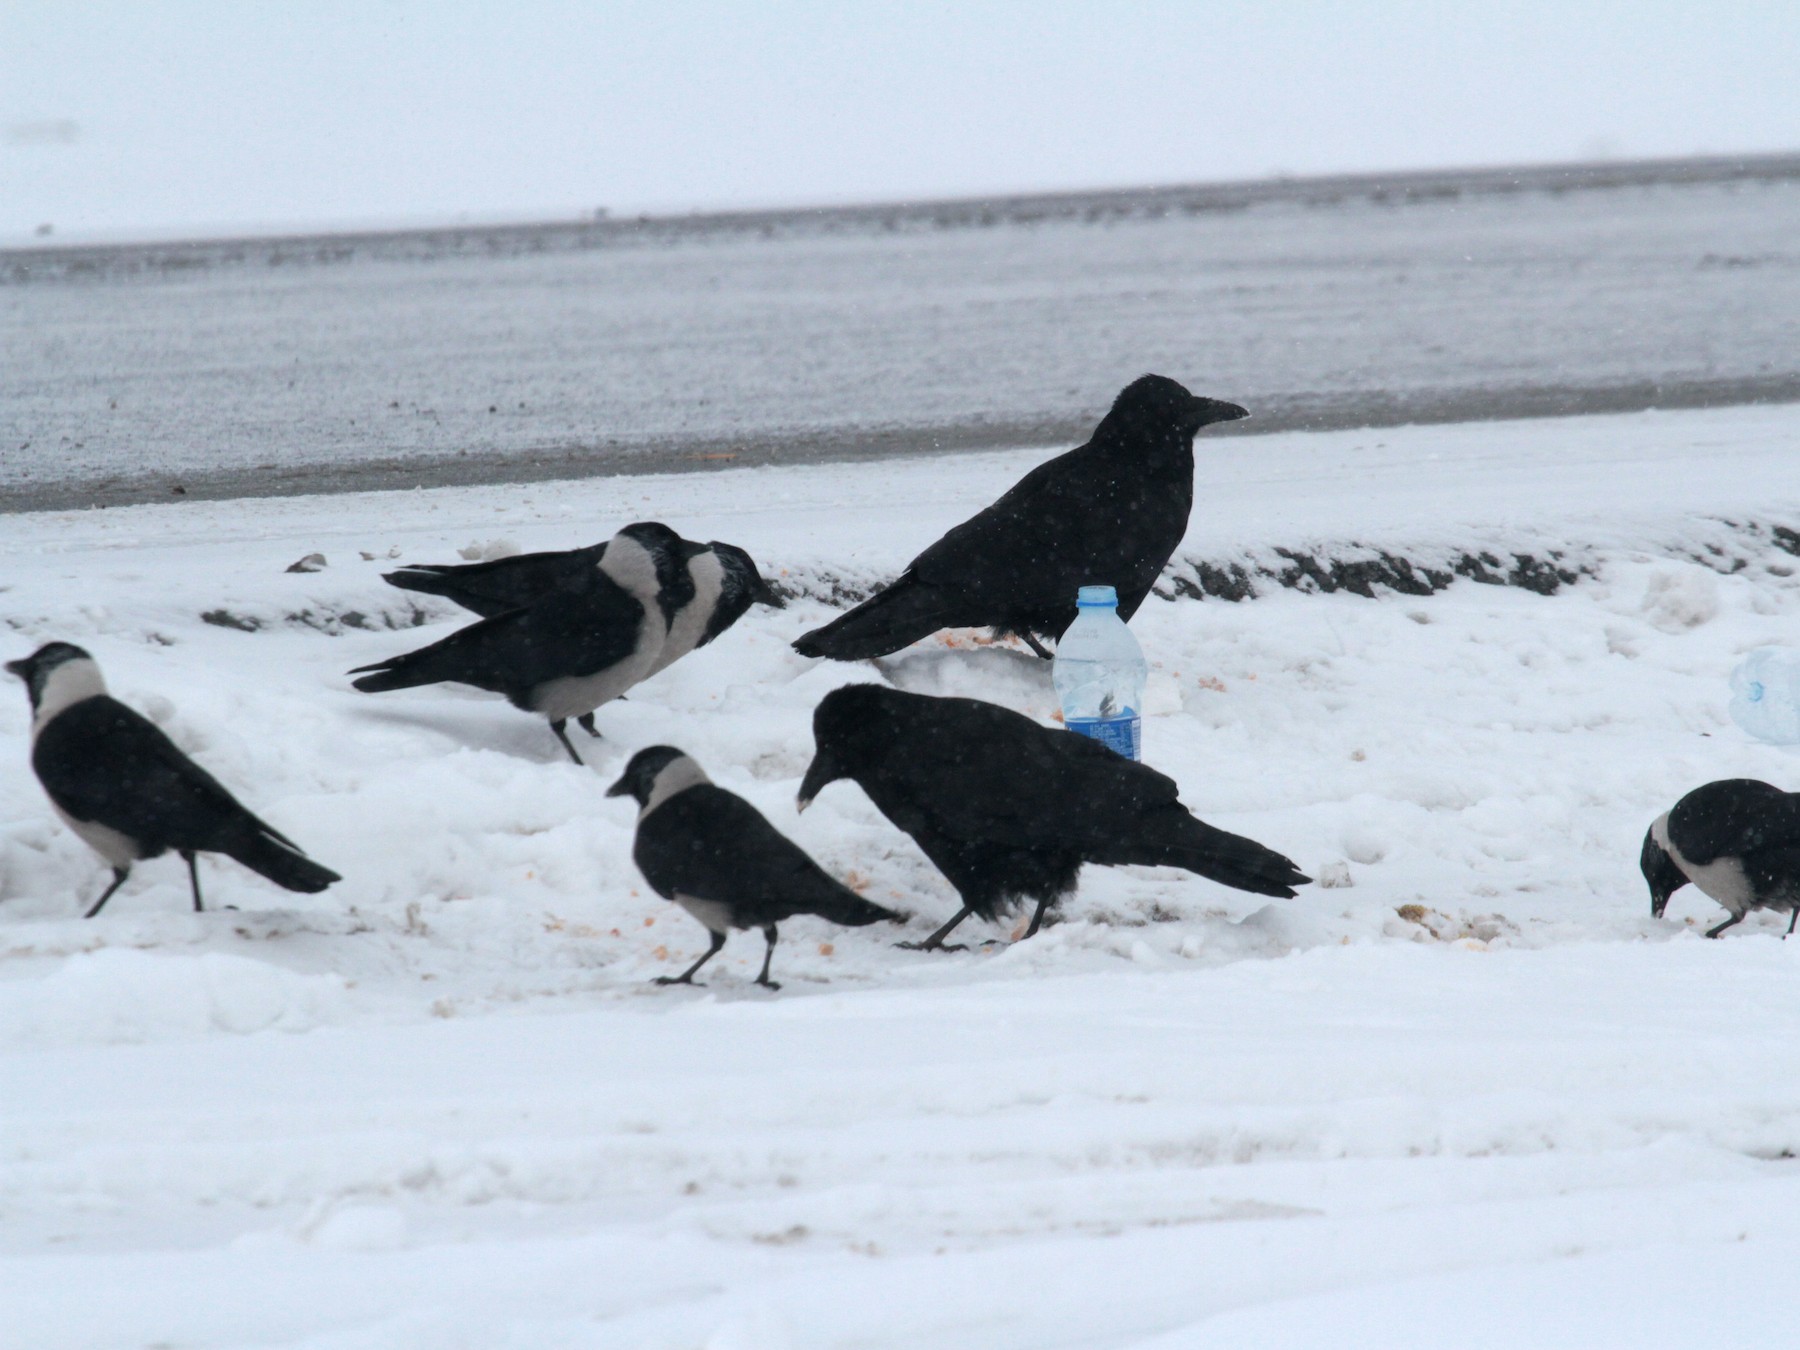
[1641,779,1800,938]
[606,745,905,988]
[792,375,1247,661]
[7,642,340,917]
[349,522,687,765]
[796,684,1308,948]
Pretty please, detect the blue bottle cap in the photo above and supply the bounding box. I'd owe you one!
[1077,585,1118,607]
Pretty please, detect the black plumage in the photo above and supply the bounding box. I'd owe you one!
[796,684,1308,948]
[349,522,687,764]
[7,642,340,917]
[382,533,783,683]
[1641,778,1800,938]
[383,543,611,618]
[792,375,1247,661]
[606,746,904,988]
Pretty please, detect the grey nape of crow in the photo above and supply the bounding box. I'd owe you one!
[792,374,1247,662]
[349,521,689,765]
[606,745,905,989]
[797,684,1308,949]
[6,642,340,918]
[1642,778,1800,939]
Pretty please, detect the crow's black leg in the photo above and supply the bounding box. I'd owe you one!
[1022,896,1054,939]
[1705,911,1746,939]
[84,867,131,919]
[184,851,205,912]
[1786,907,1799,939]
[655,930,726,986]
[755,924,781,990]
[550,719,585,765]
[577,712,600,738]
[898,906,975,952]
[1022,632,1054,660]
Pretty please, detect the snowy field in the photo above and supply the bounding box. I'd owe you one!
[5,402,1800,1347]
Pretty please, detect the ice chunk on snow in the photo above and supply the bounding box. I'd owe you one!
[1641,567,1721,630]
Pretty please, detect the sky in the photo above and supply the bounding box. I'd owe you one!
[3,0,1798,243]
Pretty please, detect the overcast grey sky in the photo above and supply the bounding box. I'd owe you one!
[3,1,1797,243]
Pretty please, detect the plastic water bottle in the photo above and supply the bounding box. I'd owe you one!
[1730,648,1800,744]
[1052,585,1149,760]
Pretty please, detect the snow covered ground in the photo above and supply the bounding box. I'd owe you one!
[4,402,1800,1347]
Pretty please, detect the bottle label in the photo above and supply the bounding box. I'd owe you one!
[1066,714,1141,760]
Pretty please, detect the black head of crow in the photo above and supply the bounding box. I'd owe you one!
[797,684,1306,949]
[606,744,904,988]
[792,375,1247,662]
[1642,778,1800,939]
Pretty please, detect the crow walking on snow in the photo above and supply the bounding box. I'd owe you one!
[792,375,1247,661]
[797,684,1308,949]
[608,745,906,988]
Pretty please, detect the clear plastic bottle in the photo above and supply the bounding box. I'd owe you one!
[1730,648,1800,744]
[1052,585,1149,760]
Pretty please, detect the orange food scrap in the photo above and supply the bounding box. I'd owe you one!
[818,942,835,956]
[643,916,655,926]
[653,945,669,960]
[609,928,622,938]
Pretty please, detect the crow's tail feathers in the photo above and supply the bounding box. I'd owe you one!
[382,566,459,599]
[347,653,431,693]
[808,886,908,928]
[1153,818,1310,898]
[791,576,953,661]
[226,824,341,894]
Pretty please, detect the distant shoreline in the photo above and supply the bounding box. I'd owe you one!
[7,150,1799,285]
[10,374,1798,516]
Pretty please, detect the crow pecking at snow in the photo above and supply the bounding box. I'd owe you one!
[349,522,688,764]
[607,745,906,989]
[791,375,1247,662]
[7,642,340,917]
[796,684,1308,949]
[1641,779,1800,938]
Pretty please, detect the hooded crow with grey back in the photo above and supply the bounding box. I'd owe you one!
[793,375,1247,661]
[349,522,687,764]
[1641,778,1800,938]
[7,642,340,917]
[382,534,784,678]
[797,684,1308,949]
[607,746,905,988]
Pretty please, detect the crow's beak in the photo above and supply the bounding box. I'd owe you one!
[1196,397,1249,425]
[3,657,28,680]
[755,579,788,609]
[604,774,631,798]
[796,752,837,813]
[1650,891,1669,920]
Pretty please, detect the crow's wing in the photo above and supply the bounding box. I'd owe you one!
[384,545,604,617]
[1668,779,1800,865]
[903,446,1125,599]
[875,696,1183,851]
[353,573,645,700]
[31,697,286,851]
[635,785,867,921]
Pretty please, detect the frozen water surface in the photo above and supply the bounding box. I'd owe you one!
[6,157,1800,508]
